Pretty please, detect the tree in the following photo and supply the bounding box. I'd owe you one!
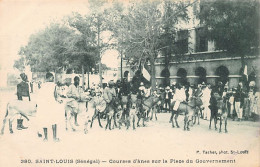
[66,13,99,88]
[13,53,26,72]
[88,0,112,86]
[17,23,76,73]
[109,0,188,90]
[199,0,260,68]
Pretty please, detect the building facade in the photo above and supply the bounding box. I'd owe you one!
[119,0,260,88]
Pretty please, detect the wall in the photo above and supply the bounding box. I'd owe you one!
[120,52,260,89]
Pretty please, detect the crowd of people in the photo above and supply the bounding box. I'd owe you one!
[14,72,259,142]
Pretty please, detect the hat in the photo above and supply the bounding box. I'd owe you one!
[139,86,145,90]
[20,73,28,82]
[172,82,176,85]
[140,82,144,86]
[202,82,205,85]
[249,81,256,87]
[166,86,170,90]
[108,80,114,85]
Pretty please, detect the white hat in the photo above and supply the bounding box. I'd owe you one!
[139,86,145,90]
[140,82,144,86]
[249,81,256,87]
[166,86,170,90]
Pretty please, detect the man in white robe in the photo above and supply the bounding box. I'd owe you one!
[36,72,61,142]
[201,84,211,120]
[172,84,186,111]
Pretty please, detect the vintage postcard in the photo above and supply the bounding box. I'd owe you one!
[0,0,259,166]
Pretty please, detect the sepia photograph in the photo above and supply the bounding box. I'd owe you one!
[0,0,259,166]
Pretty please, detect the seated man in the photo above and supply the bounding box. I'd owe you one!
[103,80,117,112]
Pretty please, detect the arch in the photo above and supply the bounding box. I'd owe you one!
[195,67,206,77]
[177,68,187,78]
[177,68,187,86]
[161,67,170,87]
[215,65,229,85]
[216,65,229,77]
[195,67,207,84]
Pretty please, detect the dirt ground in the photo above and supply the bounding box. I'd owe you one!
[0,89,259,167]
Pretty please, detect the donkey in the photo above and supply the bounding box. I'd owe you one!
[105,97,122,130]
[137,95,161,127]
[149,93,163,121]
[209,92,228,133]
[1,100,37,135]
[84,95,106,134]
[118,95,129,129]
[127,94,138,130]
[64,92,91,132]
[170,96,203,131]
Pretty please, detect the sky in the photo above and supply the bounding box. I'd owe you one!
[0,0,119,74]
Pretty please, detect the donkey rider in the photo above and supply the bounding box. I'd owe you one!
[169,83,186,122]
[103,80,117,114]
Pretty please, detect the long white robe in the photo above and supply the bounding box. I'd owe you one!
[172,88,186,111]
[34,82,62,127]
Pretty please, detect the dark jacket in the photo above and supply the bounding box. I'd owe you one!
[234,89,245,107]
[120,81,131,96]
[164,91,173,100]
[209,95,218,111]
[17,81,30,101]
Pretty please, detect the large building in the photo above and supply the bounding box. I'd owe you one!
[119,0,259,88]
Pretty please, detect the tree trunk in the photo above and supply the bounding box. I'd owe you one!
[98,18,103,86]
[81,65,85,91]
[54,69,57,83]
[121,49,123,81]
[150,55,156,91]
[87,65,90,89]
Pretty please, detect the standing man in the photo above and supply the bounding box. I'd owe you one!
[201,83,211,120]
[36,72,61,142]
[234,83,245,121]
[164,86,172,113]
[66,76,82,126]
[16,73,30,130]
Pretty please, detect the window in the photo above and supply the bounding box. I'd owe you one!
[196,27,208,52]
[176,30,189,54]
